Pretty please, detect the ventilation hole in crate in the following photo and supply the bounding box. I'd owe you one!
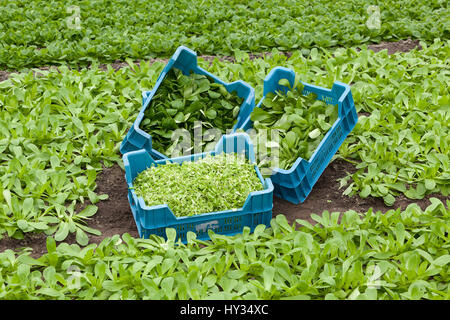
[253,213,263,226]
[179,232,187,242]
[156,227,165,237]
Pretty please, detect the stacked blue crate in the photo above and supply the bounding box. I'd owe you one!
[120,46,255,159]
[123,133,273,242]
[237,67,358,204]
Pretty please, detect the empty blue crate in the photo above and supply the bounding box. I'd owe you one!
[238,67,358,204]
[120,45,255,158]
[123,133,274,242]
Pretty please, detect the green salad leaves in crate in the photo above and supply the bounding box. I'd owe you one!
[140,69,244,155]
[250,79,339,171]
[133,153,263,217]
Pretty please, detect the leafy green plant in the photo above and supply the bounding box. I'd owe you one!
[0,61,165,242]
[133,153,263,217]
[249,79,338,170]
[0,199,448,300]
[140,69,243,155]
[1,0,449,69]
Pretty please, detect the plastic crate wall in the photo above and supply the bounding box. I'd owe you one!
[120,45,255,158]
[238,67,358,204]
[123,133,274,242]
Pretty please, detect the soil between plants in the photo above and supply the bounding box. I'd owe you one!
[366,38,421,54]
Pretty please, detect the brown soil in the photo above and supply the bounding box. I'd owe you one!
[86,164,139,240]
[0,70,9,82]
[366,38,421,54]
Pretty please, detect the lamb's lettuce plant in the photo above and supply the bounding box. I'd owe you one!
[1,0,448,69]
[0,61,165,242]
[0,199,448,300]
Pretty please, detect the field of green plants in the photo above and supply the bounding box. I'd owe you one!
[1,0,448,69]
[0,0,449,300]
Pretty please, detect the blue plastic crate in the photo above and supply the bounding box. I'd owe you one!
[123,133,273,242]
[120,45,255,158]
[238,67,358,204]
